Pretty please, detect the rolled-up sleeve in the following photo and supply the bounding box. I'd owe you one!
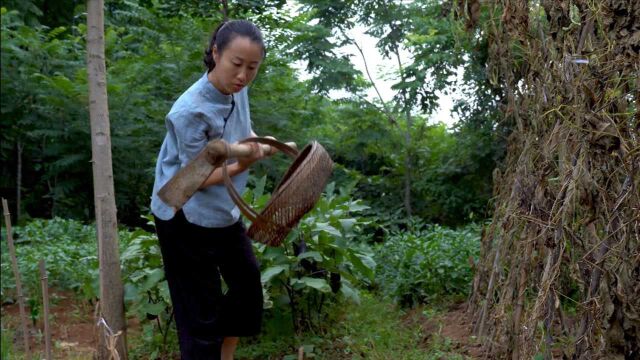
[169,111,210,166]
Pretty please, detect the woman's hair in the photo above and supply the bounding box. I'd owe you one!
[204,20,266,72]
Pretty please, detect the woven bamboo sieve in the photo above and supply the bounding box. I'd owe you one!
[223,137,334,246]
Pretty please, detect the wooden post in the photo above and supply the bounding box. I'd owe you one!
[2,198,30,359]
[39,259,53,360]
[86,1,128,358]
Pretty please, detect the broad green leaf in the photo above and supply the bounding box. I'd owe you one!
[292,277,331,293]
[340,280,360,304]
[261,265,287,283]
[348,252,375,281]
[313,222,341,237]
[297,251,323,262]
[338,218,357,233]
[141,301,165,316]
[140,268,164,292]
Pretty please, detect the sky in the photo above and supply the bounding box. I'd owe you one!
[284,2,460,128]
[295,26,457,128]
[335,26,459,128]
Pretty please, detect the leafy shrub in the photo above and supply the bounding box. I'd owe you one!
[1,178,377,355]
[1,217,99,304]
[0,217,178,357]
[245,177,375,334]
[375,222,481,307]
[119,217,176,358]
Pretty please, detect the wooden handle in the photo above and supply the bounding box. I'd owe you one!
[228,142,297,158]
[158,138,298,211]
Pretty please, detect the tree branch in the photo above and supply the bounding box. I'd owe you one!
[339,28,397,126]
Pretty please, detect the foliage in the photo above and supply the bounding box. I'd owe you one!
[244,176,375,334]
[321,110,496,227]
[0,326,13,359]
[236,292,469,359]
[375,222,481,307]
[467,1,639,358]
[119,216,176,358]
[292,0,502,225]
[0,217,178,357]
[1,181,376,356]
[0,218,98,304]
[1,0,501,230]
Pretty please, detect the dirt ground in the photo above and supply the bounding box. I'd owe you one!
[436,303,484,358]
[401,301,484,359]
[3,292,482,359]
[1,291,97,358]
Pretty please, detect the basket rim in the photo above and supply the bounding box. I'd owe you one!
[271,142,314,197]
[223,138,333,246]
[259,141,329,216]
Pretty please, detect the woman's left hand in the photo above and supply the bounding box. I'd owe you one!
[262,136,278,156]
[237,142,265,169]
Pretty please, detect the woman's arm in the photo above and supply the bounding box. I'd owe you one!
[198,142,265,189]
[199,162,247,188]
[198,134,279,189]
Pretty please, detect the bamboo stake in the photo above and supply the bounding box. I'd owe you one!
[2,198,30,359]
[39,259,53,360]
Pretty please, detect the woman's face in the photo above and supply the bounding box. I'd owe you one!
[210,36,263,94]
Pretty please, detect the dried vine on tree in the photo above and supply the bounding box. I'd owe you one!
[466,0,639,358]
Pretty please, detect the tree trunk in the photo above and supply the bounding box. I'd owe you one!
[220,0,229,21]
[16,140,22,224]
[86,1,128,358]
[395,49,412,217]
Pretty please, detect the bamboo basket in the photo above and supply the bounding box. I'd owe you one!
[223,137,334,246]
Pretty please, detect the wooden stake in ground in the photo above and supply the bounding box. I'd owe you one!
[2,198,30,359]
[86,0,128,358]
[39,259,52,360]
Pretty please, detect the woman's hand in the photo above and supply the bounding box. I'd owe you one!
[236,136,279,169]
[236,142,265,169]
[262,136,278,156]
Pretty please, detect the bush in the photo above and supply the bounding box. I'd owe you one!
[1,179,377,356]
[1,217,99,304]
[244,176,376,335]
[375,222,481,307]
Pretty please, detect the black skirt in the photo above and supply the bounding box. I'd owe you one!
[154,210,263,359]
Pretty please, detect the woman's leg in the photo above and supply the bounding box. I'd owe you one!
[155,212,224,360]
[221,337,239,360]
[215,222,263,349]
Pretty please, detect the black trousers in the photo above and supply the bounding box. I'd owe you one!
[154,211,263,360]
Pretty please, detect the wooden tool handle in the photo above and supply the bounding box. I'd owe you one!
[158,137,298,212]
[228,141,297,158]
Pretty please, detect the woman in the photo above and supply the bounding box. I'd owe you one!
[150,20,268,360]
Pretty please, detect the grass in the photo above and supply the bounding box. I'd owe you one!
[2,291,473,359]
[236,292,472,360]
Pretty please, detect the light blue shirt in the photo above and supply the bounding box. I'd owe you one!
[151,73,252,228]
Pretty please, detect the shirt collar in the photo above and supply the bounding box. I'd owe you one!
[200,72,233,104]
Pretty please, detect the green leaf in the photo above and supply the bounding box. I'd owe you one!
[140,268,164,292]
[261,265,287,283]
[142,301,165,316]
[338,218,357,233]
[340,280,360,304]
[254,175,266,199]
[347,202,370,212]
[292,277,331,293]
[124,283,139,302]
[297,251,323,262]
[348,252,375,281]
[313,222,341,237]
